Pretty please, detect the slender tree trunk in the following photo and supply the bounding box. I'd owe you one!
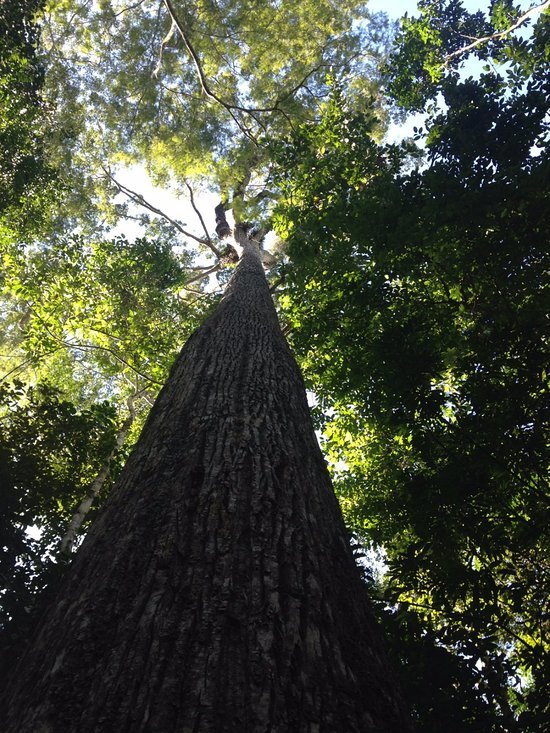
[59,393,138,554]
[3,233,411,732]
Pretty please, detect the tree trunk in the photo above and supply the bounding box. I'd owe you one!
[3,234,411,732]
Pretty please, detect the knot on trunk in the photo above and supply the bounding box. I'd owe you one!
[220,245,239,265]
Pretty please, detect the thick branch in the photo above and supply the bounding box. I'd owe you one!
[104,168,222,258]
[444,0,550,64]
[215,201,232,238]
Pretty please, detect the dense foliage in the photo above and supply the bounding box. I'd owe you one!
[274,3,549,729]
[34,0,389,227]
[2,234,204,390]
[0,0,59,243]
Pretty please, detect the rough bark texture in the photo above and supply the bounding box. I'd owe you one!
[3,237,412,732]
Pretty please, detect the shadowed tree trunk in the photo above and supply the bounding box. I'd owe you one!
[3,230,412,732]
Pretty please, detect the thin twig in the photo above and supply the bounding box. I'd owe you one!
[61,340,162,386]
[27,306,162,386]
[184,262,222,286]
[0,347,65,382]
[114,0,147,17]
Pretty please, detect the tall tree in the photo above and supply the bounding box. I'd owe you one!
[1,5,397,706]
[3,226,411,731]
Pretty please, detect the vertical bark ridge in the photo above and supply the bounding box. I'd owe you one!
[3,239,411,732]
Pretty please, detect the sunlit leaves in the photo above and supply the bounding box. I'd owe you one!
[1,234,210,393]
[39,0,391,222]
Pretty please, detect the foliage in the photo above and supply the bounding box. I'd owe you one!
[386,0,550,111]
[1,233,210,396]
[273,7,549,726]
[0,0,60,244]
[35,0,391,226]
[0,380,119,675]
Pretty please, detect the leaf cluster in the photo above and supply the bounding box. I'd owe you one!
[386,0,550,111]
[1,234,210,393]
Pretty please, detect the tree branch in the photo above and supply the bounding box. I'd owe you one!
[444,0,550,64]
[153,17,177,77]
[114,0,147,17]
[58,339,163,386]
[161,0,316,121]
[0,347,65,383]
[402,599,537,651]
[185,181,213,246]
[103,168,222,258]
[27,305,163,386]
[184,261,222,286]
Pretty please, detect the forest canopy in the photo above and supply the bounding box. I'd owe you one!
[1,1,548,730]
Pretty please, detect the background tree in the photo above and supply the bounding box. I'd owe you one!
[272,3,549,729]
[0,380,119,677]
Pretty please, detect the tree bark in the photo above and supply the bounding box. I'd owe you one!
[3,234,411,732]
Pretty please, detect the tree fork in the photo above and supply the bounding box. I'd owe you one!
[3,234,411,732]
